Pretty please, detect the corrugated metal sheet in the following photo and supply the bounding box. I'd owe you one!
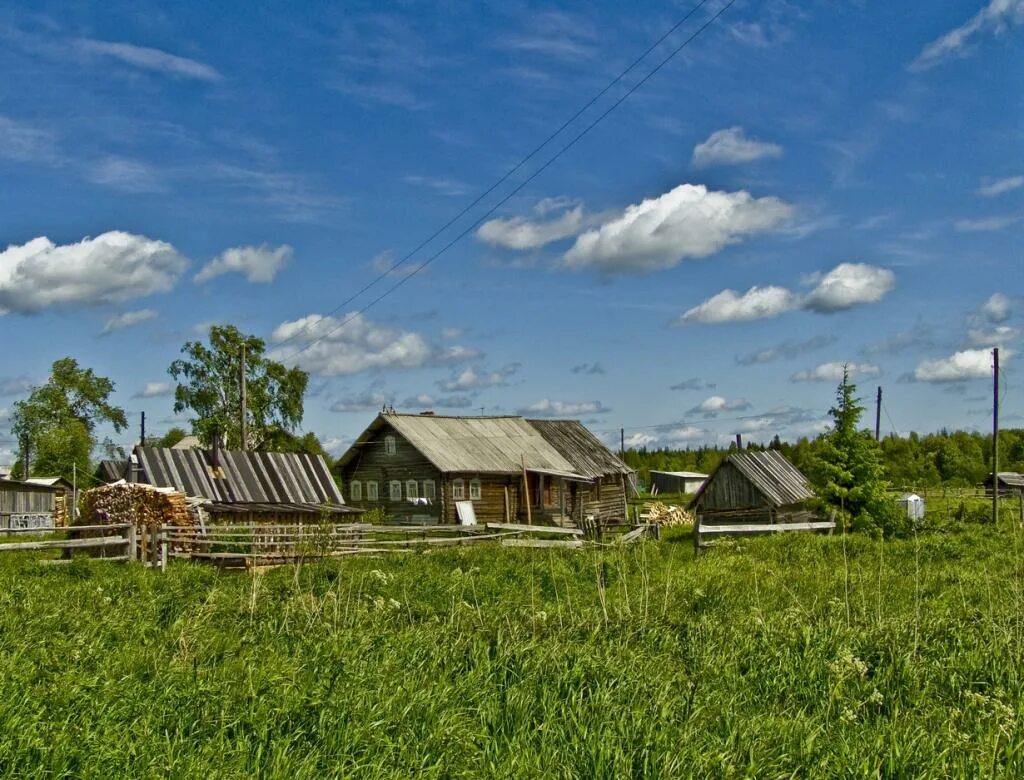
[527,419,632,479]
[135,446,349,508]
[343,414,581,475]
[703,450,814,507]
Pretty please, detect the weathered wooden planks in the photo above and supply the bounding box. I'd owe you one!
[501,538,584,550]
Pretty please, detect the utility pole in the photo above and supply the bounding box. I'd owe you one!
[993,347,1000,525]
[620,427,625,460]
[874,386,882,441]
[240,343,248,452]
[140,411,146,448]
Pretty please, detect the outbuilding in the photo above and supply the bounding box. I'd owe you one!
[0,478,62,532]
[896,492,925,521]
[649,470,709,495]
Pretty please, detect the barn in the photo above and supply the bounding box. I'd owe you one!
[0,478,62,532]
[688,450,816,527]
[649,470,709,495]
[335,411,633,526]
[131,444,361,524]
[985,472,1024,495]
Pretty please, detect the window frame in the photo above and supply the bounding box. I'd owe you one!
[406,480,419,500]
[423,480,436,501]
[366,481,379,501]
[384,435,397,456]
[469,478,482,501]
[389,480,402,502]
[350,480,362,502]
[452,479,465,500]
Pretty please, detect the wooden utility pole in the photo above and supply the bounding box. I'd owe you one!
[521,455,532,525]
[240,344,248,451]
[620,427,625,460]
[874,386,882,441]
[993,347,1000,525]
[140,411,146,447]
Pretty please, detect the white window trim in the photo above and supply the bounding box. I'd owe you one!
[366,481,379,501]
[350,480,362,501]
[406,480,418,500]
[384,435,397,456]
[389,480,402,501]
[423,480,436,501]
[469,479,482,501]
[452,479,465,500]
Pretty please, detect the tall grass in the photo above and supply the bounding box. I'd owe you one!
[1,526,1023,777]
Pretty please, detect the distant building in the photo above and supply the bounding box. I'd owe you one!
[335,412,633,525]
[985,472,1024,495]
[896,493,925,521]
[0,478,62,532]
[649,470,709,495]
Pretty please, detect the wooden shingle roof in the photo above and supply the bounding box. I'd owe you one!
[527,419,632,478]
[689,450,814,509]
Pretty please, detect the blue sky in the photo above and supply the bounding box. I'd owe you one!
[0,0,1021,459]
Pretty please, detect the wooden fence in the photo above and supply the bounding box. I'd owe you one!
[0,524,136,562]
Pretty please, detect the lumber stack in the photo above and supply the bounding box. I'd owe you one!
[643,502,694,527]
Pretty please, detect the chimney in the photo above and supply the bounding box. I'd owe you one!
[735,433,743,450]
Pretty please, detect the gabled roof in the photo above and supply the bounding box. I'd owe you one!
[650,470,709,479]
[336,414,587,476]
[690,450,814,509]
[527,419,632,478]
[0,478,59,492]
[134,446,352,510]
[990,472,1024,488]
[25,476,74,490]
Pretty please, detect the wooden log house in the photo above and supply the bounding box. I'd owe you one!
[335,411,633,526]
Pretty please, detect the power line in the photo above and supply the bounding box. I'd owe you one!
[272,0,718,353]
[282,0,740,363]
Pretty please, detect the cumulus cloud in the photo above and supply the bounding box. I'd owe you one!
[562,184,792,273]
[269,312,477,376]
[791,362,881,382]
[321,436,350,457]
[437,364,518,392]
[736,334,836,365]
[623,432,658,448]
[662,425,707,442]
[966,325,1021,346]
[691,126,783,167]
[0,232,188,315]
[677,286,796,325]
[195,244,292,284]
[571,362,605,375]
[477,205,584,250]
[688,395,751,417]
[801,263,896,313]
[78,39,222,81]
[678,263,895,325]
[101,308,158,334]
[909,0,1024,72]
[518,399,610,417]
[981,293,1012,323]
[330,389,394,413]
[133,381,174,399]
[913,348,1009,382]
[979,175,1024,196]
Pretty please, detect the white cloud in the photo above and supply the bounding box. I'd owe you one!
[678,286,797,325]
[88,157,163,193]
[967,325,1021,346]
[955,214,1021,232]
[691,126,783,167]
[913,348,1009,382]
[329,389,394,413]
[663,425,707,442]
[194,244,292,284]
[0,116,58,164]
[400,393,474,410]
[438,365,517,392]
[78,39,222,81]
[688,396,751,417]
[369,251,418,278]
[0,376,34,397]
[133,381,174,399]
[910,0,1024,72]
[518,399,609,417]
[801,263,896,313]
[736,334,836,365]
[981,293,1013,323]
[679,263,895,325]
[477,206,584,250]
[321,436,351,457]
[102,308,158,334]
[0,232,188,315]
[269,312,477,376]
[791,362,881,382]
[623,432,657,448]
[979,175,1024,196]
[562,184,792,273]
[403,175,471,197]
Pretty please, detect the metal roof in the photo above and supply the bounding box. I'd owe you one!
[336,414,585,476]
[690,450,814,509]
[0,478,59,492]
[134,446,353,509]
[650,470,709,479]
[527,419,633,478]
[991,472,1024,488]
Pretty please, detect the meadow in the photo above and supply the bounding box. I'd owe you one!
[1,523,1023,778]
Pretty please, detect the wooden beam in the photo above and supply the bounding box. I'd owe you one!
[485,522,583,536]
[521,455,532,525]
[501,538,584,550]
[0,536,128,552]
[698,521,836,535]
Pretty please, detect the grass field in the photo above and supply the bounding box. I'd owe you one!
[2,524,1023,778]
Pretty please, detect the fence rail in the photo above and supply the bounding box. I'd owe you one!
[0,523,136,562]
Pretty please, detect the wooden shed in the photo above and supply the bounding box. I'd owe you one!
[336,412,632,526]
[0,478,62,532]
[688,450,816,527]
[985,472,1024,496]
[649,470,709,495]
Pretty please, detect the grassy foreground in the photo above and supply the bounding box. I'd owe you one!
[2,528,1023,778]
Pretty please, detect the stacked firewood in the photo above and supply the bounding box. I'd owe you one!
[81,482,194,534]
[644,501,694,527]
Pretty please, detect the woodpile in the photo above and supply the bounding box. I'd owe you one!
[81,482,193,535]
[643,502,694,527]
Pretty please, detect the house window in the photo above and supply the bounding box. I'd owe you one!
[423,480,436,501]
[452,479,465,500]
[389,480,402,501]
[406,480,418,500]
[469,479,482,500]
[350,480,362,501]
[384,435,397,456]
[366,481,379,501]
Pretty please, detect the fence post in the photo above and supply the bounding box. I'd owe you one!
[160,528,168,572]
[126,523,137,562]
[149,526,159,568]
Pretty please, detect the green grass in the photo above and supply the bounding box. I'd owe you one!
[2,525,1024,778]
